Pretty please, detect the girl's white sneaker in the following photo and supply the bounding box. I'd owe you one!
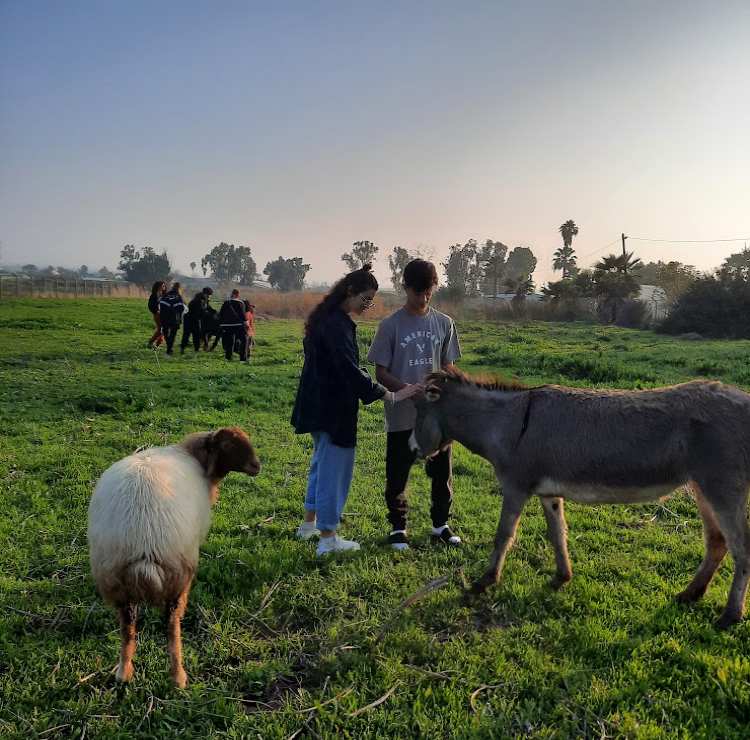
[316,535,360,556]
[295,521,320,540]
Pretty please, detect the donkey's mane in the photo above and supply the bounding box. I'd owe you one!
[426,367,529,392]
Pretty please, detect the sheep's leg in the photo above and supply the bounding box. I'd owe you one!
[116,604,138,683]
[471,489,528,594]
[677,486,727,604]
[541,497,572,589]
[166,587,190,688]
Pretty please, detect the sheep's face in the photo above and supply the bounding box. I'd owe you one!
[211,427,261,478]
[184,427,261,481]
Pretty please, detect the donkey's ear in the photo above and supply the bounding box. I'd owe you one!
[425,384,442,402]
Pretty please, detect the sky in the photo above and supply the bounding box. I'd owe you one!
[1,0,749,288]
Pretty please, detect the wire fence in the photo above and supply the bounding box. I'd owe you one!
[0,276,147,299]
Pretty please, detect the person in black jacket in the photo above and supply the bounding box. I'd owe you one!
[180,291,207,354]
[159,283,186,355]
[291,264,419,556]
[218,289,248,361]
[147,281,167,349]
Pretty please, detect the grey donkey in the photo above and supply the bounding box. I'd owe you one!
[410,369,750,628]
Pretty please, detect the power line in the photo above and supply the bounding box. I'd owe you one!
[578,238,620,261]
[627,236,749,244]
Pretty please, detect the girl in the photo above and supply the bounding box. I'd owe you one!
[147,281,166,348]
[291,264,419,556]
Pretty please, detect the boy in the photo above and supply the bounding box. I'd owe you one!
[159,282,186,355]
[219,289,248,361]
[367,259,462,551]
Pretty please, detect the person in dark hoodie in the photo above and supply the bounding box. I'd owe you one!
[291,264,420,556]
[159,282,186,355]
[180,290,207,354]
[218,289,248,361]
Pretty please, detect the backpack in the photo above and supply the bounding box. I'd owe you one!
[159,292,184,327]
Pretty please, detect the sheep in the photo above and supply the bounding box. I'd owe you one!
[88,427,261,687]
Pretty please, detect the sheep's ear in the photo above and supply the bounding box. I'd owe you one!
[425,384,442,402]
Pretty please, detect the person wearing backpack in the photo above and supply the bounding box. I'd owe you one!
[159,282,186,355]
[147,281,167,349]
[218,289,248,361]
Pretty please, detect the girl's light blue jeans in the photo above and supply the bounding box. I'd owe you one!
[304,432,356,532]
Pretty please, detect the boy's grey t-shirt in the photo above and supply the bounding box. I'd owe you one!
[367,307,461,432]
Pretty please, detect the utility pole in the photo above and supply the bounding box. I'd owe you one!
[621,233,628,257]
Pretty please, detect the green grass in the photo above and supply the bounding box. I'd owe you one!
[2,299,750,738]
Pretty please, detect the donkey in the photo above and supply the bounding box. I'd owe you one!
[410,369,750,628]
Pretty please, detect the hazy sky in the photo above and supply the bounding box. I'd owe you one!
[1,1,748,287]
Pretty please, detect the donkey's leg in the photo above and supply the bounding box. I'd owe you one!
[115,603,138,683]
[165,586,191,688]
[541,497,572,590]
[677,485,727,603]
[471,490,529,594]
[706,484,750,629]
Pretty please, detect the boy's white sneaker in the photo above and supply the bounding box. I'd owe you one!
[295,521,320,540]
[316,535,361,557]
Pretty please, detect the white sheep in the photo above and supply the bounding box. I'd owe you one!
[88,427,260,687]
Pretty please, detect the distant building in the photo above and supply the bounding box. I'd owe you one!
[483,292,545,303]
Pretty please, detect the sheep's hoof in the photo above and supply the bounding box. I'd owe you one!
[172,669,188,689]
[115,662,134,683]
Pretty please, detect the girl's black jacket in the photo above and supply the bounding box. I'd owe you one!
[291,308,386,448]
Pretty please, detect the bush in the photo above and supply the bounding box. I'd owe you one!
[660,276,750,338]
[614,299,649,329]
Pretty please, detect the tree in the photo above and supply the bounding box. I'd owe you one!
[201,243,257,284]
[79,265,89,277]
[22,264,38,274]
[596,251,642,275]
[719,248,750,282]
[388,246,418,293]
[118,244,172,286]
[552,246,578,279]
[263,256,311,292]
[480,239,508,297]
[634,260,699,303]
[503,274,535,312]
[99,266,114,279]
[341,240,378,271]
[190,261,197,275]
[442,239,483,299]
[505,246,538,283]
[593,256,640,323]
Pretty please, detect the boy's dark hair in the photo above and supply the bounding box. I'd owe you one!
[305,264,378,337]
[403,259,438,292]
[202,286,214,295]
[171,282,181,292]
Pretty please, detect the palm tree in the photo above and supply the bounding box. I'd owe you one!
[190,261,197,275]
[556,220,579,279]
[553,245,578,279]
[595,252,642,275]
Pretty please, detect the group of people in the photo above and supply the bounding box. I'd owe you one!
[147,282,256,362]
[292,259,462,556]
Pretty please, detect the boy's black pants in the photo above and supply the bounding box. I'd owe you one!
[222,327,247,360]
[180,318,201,351]
[384,430,453,531]
[163,325,179,353]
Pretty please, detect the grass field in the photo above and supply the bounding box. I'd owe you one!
[3,298,750,739]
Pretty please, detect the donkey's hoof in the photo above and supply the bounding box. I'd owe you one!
[550,574,572,591]
[675,588,703,604]
[716,612,742,630]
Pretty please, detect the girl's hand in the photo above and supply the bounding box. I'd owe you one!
[385,384,421,403]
